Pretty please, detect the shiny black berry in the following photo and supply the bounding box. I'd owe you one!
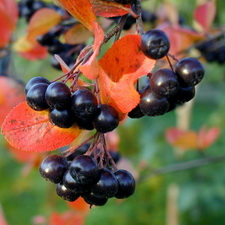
[70,155,99,185]
[39,155,68,184]
[26,83,49,111]
[128,104,144,119]
[91,168,118,198]
[49,108,75,128]
[56,183,80,202]
[25,76,50,94]
[114,169,135,199]
[76,118,95,130]
[82,192,108,206]
[141,29,170,59]
[71,89,98,120]
[93,104,119,133]
[140,88,169,116]
[150,69,179,97]
[45,82,71,109]
[175,57,205,87]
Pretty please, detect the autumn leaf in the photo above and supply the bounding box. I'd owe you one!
[27,8,62,43]
[1,102,82,152]
[91,0,132,17]
[198,127,220,150]
[194,0,216,32]
[159,23,204,55]
[65,24,92,45]
[67,197,89,213]
[97,34,156,114]
[0,0,18,47]
[14,35,48,60]
[0,77,25,126]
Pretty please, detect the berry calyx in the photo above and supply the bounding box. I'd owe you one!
[141,29,170,59]
[39,155,68,184]
[93,104,119,133]
[175,57,205,87]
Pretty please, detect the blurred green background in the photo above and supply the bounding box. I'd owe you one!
[1,0,225,224]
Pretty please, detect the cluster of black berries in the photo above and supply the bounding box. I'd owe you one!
[25,77,119,133]
[196,35,225,64]
[128,29,205,118]
[39,151,135,206]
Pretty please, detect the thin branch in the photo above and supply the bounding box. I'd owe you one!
[138,154,225,183]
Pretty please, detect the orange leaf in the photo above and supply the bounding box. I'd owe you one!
[27,8,62,43]
[194,0,216,32]
[159,24,204,55]
[0,77,25,126]
[58,0,97,32]
[67,197,89,213]
[91,0,131,17]
[1,102,82,152]
[165,127,185,145]
[98,34,156,113]
[65,24,92,45]
[50,212,85,225]
[198,127,220,150]
[172,131,198,150]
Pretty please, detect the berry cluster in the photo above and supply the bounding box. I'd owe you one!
[25,77,119,133]
[128,30,205,118]
[39,150,135,206]
[196,35,225,64]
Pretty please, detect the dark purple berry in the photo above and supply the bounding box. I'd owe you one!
[71,89,98,120]
[39,155,68,184]
[76,117,95,131]
[26,83,49,111]
[25,76,50,94]
[128,104,144,119]
[141,29,170,59]
[49,108,75,128]
[114,169,135,199]
[70,155,99,185]
[91,168,118,199]
[93,104,119,133]
[45,82,71,109]
[169,86,195,105]
[56,183,80,202]
[139,88,169,116]
[82,192,108,206]
[105,0,134,4]
[150,69,179,97]
[175,57,205,87]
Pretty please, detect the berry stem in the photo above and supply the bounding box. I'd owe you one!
[135,0,145,36]
[166,54,175,73]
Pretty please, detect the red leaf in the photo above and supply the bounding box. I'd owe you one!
[159,24,204,55]
[198,127,220,150]
[0,0,18,47]
[0,77,25,126]
[91,0,131,17]
[1,102,82,152]
[27,8,62,43]
[97,34,156,114]
[194,0,216,32]
[165,127,185,145]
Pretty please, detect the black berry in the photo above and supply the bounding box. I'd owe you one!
[26,83,49,111]
[82,192,108,206]
[25,76,50,94]
[175,57,205,87]
[141,29,170,59]
[70,155,99,185]
[56,183,80,202]
[114,169,135,199]
[45,81,71,109]
[39,155,68,184]
[93,104,119,133]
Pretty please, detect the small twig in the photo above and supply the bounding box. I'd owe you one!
[138,154,225,183]
[166,54,175,72]
[135,0,145,35]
